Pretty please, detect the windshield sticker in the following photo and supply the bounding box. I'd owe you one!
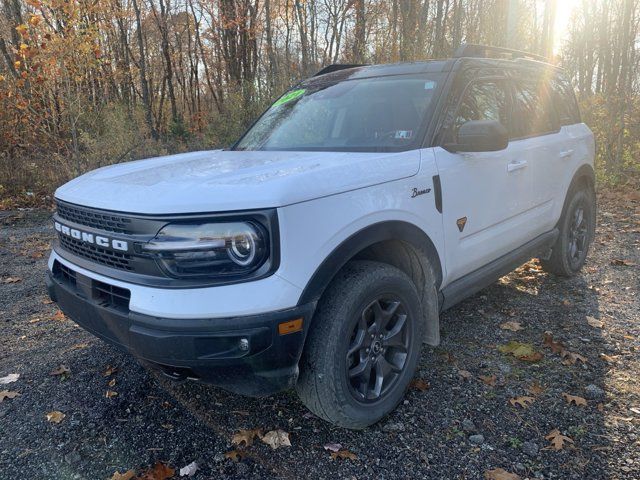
[424,81,436,90]
[273,89,306,107]
[395,130,413,139]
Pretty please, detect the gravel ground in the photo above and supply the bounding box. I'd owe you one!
[1,190,639,480]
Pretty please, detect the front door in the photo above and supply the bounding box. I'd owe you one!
[434,78,535,284]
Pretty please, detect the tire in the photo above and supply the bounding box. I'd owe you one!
[296,260,425,429]
[540,185,596,277]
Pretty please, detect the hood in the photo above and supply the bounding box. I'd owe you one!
[55,149,420,214]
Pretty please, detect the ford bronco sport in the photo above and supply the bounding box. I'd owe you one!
[47,45,596,429]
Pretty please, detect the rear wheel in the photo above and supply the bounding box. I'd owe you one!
[540,186,596,277]
[296,261,424,429]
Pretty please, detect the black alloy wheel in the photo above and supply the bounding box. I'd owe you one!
[346,298,411,403]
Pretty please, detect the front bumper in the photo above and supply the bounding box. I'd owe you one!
[46,262,315,397]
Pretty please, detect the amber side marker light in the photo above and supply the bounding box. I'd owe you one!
[278,318,303,335]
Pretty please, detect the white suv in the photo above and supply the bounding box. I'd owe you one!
[46,45,596,429]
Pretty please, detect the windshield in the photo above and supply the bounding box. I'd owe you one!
[235,74,443,152]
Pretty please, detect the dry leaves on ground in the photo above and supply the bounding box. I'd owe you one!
[479,375,497,386]
[261,429,291,450]
[457,369,473,380]
[51,310,67,321]
[110,470,135,480]
[497,341,543,362]
[179,461,198,477]
[103,365,118,376]
[543,332,588,366]
[563,393,588,407]
[586,316,604,328]
[0,390,20,402]
[509,396,535,409]
[527,382,546,396]
[45,411,65,424]
[500,321,523,332]
[410,378,430,391]
[50,365,70,376]
[611,258,636,267]
[137,461,175,480]
[544,429,574,451]
[484,468,521,480]
[224,450,246,462]
[330,449,358,461]
[0,373,20,384]
[105,390,118,398]
[231,428,263,447]
[2,276,21,284]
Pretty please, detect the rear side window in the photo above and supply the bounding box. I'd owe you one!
[511,78,558,138]
[550,76,581,126]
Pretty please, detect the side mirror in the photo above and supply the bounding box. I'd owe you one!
[445,119,509,153]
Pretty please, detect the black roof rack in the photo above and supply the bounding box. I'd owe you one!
[314,64,366,77]
[453,44,549,63]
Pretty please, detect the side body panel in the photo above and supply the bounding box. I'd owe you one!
[275,150,445,292]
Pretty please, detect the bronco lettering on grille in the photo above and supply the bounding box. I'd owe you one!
[54,221,129,252]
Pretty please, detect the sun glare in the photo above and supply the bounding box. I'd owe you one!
[554,0,581,52]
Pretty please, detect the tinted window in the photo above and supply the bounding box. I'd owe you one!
[512,78,557,137]
[235,74,442,152]
[550,76,581,126]
[451,81,509,139]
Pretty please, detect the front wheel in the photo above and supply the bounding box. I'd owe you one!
[540,186,596,277]
[296,261,424,429]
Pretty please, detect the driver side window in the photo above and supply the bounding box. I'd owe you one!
[452,81,509,138]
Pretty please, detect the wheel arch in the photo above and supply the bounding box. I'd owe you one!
[298,221,443,346]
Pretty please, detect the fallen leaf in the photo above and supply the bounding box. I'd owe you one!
[110,470,135,480]
[103,365,118,376]
[105,390,118,398]
[498,341,543,362]
[561,350,588,365]
[410,378,430,391]
[600,353,618,363]
[42,298,54,305]
[562,393,587,407]
[108,378,116,387]
[484,468,521,480]
[544,429,574,450]
[543,332,565,354]
[611,259,635,266]
[500,321,523,332]
[0,373,20,384]
[479,375,497,386]
[50,365,70,376]
[46,411,65,424]
[138,461,174,480]
[597,403,604,412]
[2,276,21,284]
[0,390,20,402]
[323,443,342,452]
[179,461,198,477]
[561,299,572,307]
[70,342,89,350]
[457,369,473,380]
[586,316,604,328]
[261,429,291,450]
[509,396,535,409]
[224,450,245,462]
[231,428,262,447]
[330,449,358,461]
[51,310,66,321]
[527,382,546,396]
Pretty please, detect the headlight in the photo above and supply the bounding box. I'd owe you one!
[142,221,269,279]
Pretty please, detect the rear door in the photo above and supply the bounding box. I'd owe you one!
[508,71,571,235]
[433,74,535,283]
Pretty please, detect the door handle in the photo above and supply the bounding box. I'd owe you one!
[560,149,574,158]
[507,160,528,172]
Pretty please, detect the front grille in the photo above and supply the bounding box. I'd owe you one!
[93,280,131,311]
[56,201,133,234]
[59,235,133,271]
